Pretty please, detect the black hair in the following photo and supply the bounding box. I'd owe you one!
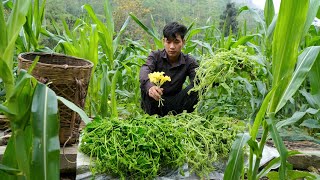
[163,22,187,40]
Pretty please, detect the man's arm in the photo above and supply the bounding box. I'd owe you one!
[188,57,199,87]
[140,55,155,93]
[139,53,163,101]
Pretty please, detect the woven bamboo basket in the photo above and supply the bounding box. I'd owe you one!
[18,52,93,146]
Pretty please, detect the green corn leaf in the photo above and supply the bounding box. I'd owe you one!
[266,14,277,39]
[231,34,257,48]
[57,96,91,124]
[223,133,250,180]
[275,46,320,112]
[264,0,275,27]
[0,104,14,115]
[110,69,121,118]
[31,83,60,180]
[83,3,114,67]
[61,18,72,38]
[88,24,99,66]
[309,54,320,107]
[0,59,14,98]
[0,2,7,53]
[113,16,130,54]
[0,164,22,176]
[258,156,281,179]
[258,151,300,179]
[185,26,211,42]
[129,12,162,49]
[270,0,309,112]
[247,138,259,155]
[251,88,275,139]
[27,56,40,74]
[300,119,320,129]
[190,40,214,55]
[276,108,319,130]
[302,0,320,40]
[299,89,320,108]
[266,115,288,180]
[0,138,18,180]
[267,170,317,180]
[5,70,36,124]
[100,65,110,118]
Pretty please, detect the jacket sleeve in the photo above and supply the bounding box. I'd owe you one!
[140,52,156,94]
[188,56,199,87]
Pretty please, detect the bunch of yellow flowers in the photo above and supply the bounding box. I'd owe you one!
[148,71,171,107]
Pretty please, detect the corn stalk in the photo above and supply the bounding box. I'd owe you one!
[224,0,320,179]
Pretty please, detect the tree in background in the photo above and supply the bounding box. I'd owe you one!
[219,2,238,37]
[113,0,151,40]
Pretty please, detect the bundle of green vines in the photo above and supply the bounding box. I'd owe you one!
[80,112,244,179]
[192,46,268,119]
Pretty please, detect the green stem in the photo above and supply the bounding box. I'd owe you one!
[251,122,268,180]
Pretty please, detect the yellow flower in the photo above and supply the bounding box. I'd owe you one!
[148,71,171,87]
[148,71,171,107]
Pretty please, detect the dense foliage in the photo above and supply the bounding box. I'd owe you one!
[192,46,268,120]
[80,113,244,179]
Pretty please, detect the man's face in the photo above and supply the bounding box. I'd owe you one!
[163,34,184,62]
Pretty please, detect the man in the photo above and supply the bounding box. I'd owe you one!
[139,22,198,116]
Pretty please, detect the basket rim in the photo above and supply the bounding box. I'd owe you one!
[18,52,94,68]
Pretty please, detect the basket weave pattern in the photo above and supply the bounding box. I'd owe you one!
[18,53,93,145]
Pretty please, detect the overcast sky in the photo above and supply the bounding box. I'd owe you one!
[252,0,281,12]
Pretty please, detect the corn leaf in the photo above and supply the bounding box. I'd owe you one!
[100,65,110,118]
[129,12,163,49]
[302,0,320,40]
[223,133,250,180]
[231,34,257,48]
[113,16,130,56]
[82,3,114,67]
[5,0,31,67]
[57,96,91,124]
[110,69,121,118]
[266,14,277,39]
[258,151,300,179]
[276,108,319,130]
[267,170,317,180]
[266,116,288,179]
[264,0,275,27]
[0,138,18,180]
[31,83,60,180]
[269,0,309,112]
[0,59,14,98]
[275,46,320,112]
[309,55,320,107]
[0,2,7,53]
[251,88,275,139]
[0,164,22,176]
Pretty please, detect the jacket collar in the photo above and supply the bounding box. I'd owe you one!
[160,49,186,67]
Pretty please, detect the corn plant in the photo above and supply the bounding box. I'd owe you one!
[43,1,137,118]
[129,13,163,50]
[224,0,320,179]
[16,0,47,53]
[0,0,31,99]
[0,70,60,180]
[0,1,90,179]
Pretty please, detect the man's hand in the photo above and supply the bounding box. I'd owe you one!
[148,86,163,101]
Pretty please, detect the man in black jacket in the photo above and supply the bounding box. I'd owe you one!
[139,22,198,116]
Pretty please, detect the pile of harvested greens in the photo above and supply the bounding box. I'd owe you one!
[80,112,244,179]
[192,46,268,120]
